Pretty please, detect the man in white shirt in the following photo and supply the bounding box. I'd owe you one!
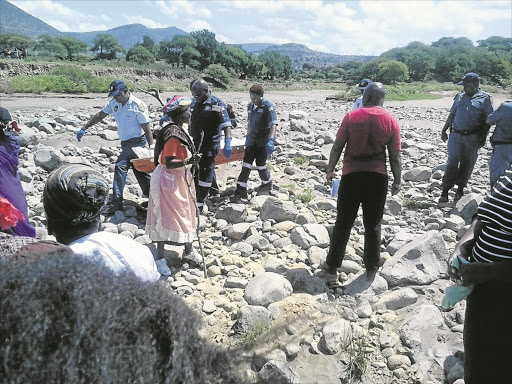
[77,80,154,214]
[352,78,372,110]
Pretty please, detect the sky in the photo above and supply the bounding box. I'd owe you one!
[10,0,512,56]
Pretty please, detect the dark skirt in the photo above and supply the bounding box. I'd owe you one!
[463,279,512,383]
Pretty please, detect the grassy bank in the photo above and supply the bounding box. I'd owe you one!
[1,60,508,101]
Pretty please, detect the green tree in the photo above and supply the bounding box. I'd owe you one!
[160,35,199,67]
[126,46,155,64]
[378,60,409,84]
[91,33,124,59]
[242,54,266,79]
[431,37,473,48]
[259,51,293,80]
[216,44,248,74]
[477,36,511,51]
[406,51,435,81]
[190,29,218,69]
[141,35,155,52]
[356,59,381,82]
[205,63,230,84]
[53,36,88,61]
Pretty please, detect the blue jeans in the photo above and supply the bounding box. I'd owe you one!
[489,144,512,187]
[112,136,151,203]
[441,132,480,190]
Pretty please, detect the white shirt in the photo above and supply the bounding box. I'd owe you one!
[70,231,160,283]
[352,96,363,110]
[103,95,150,141]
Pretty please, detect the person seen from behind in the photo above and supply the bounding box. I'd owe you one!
[318,82,402,282]
[486,100,512,187]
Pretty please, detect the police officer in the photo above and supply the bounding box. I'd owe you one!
[352,78,371,110]
[439,73,493,203]
[189,79,232,211]
[233,84,278,199]
[77,80,153,214]
[486,101,512,187]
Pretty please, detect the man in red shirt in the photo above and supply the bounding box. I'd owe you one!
[318,82,402,282]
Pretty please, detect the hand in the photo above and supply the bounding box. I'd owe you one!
[266,137,275,155]
[441,130,448,142]
[459,262,495,286]
[223,137,232,158]
[391,181,401,195]
[76,128,86,142]
[447,252,463,281]
[326,170,336,183]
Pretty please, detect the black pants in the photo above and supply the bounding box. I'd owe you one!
[236,143,270,190]
[463,279,512,383]
[326,172,388,270]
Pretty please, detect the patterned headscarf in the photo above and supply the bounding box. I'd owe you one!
[43,164,109,235]
[163,96,192,118]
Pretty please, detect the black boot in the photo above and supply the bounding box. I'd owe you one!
[438,188,449,203]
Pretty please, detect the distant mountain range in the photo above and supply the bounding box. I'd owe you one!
[0,0,374,67]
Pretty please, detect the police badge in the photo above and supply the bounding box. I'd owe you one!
[114,106,119,112]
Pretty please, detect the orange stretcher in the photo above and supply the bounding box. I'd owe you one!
[131,141,245,173]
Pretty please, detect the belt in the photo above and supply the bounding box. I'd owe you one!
[452,129,480,135]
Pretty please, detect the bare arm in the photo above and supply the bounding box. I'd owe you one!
[388,147,402,195]
[83,111,108,130]
[326,138,346,182]
[141,122,153,146]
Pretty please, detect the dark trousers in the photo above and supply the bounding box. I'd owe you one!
[326,172,388,270]
[113,136,150,203]
[236,144,270,190]
[195,154,216,207]
[441,132,480,190]
[463,279,512,383]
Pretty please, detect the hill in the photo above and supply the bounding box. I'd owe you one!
[65,24,188,49]
[237,43,278,53]
[0,0,62,38]
[257,43,375,68]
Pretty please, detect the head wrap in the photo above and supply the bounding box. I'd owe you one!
[43,164,109,235]
[163,96,192,118]
[249,84,264,96]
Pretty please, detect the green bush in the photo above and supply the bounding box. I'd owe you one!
[126,46,155,65]
[205,63,231,84]
[296,188,314,204]
[7,66,116,94]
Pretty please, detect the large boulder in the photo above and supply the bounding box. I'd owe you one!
[260,197,298,223]
[381,230,449,286]
[33,145,65,172]
[244,272,293,307]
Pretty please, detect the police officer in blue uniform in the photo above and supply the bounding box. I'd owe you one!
[189,79,232,210]
[233,84,278,199]
[439,73,493,203]
[77,80,153,214]
[486,101,512,187]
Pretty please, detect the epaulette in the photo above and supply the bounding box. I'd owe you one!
[134,99,147,112]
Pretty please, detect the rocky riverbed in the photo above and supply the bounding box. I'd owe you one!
[2,88,509,384]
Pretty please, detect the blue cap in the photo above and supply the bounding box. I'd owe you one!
[108,80,127,97]
[458,73,480,85]
[356,78,371,90]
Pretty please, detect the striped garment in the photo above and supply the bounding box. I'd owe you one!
[472,168,512,262]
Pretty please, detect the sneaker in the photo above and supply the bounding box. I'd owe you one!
[101,201,124,215]
[155,258,172,276]
[315,264,338,283]
[438,189,449,204]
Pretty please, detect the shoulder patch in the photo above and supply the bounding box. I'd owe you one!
[134,100,146,112]
[212,105,223,113]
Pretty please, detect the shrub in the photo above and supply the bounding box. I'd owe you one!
[205,63,231,84]
[0,254,244,384]
[126,46,155,65]
[293,156,309,165]
[296,188,314,204]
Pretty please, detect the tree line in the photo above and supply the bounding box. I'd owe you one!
[0,31,510,85]
[0,30,293,83]
[300,36,511,86]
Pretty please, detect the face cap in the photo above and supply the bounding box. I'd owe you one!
[108,80,127,97]
[457,73,480,85]
[356,78,371,90]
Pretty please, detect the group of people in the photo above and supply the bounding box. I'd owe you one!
[1,73,511,383]
[75,78,279,275]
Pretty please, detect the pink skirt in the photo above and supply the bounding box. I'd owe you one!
[145,164,196,243]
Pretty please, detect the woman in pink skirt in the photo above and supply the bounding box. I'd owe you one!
[146,96,199,275]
